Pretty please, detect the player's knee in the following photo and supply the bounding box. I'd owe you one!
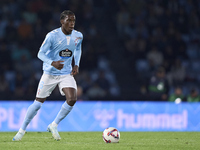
[67,97,77,106]
[36,97,46,103]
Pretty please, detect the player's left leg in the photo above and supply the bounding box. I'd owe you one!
[48,74,77,140]
[53,87,77,125]
[47,88,76,140]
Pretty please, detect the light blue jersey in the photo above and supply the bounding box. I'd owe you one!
[38,27,83,75]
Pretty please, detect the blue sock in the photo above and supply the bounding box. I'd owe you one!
[54,102,73,125]
[21,100,42,130]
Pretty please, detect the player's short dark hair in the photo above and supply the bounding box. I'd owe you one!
[60,10,75,20]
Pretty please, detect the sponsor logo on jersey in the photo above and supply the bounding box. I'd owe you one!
[59,49,72,59]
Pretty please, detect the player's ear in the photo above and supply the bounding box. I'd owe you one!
[60,19,64,25]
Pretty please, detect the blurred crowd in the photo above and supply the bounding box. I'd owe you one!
[116,0,200,102]
[0,0,200,102]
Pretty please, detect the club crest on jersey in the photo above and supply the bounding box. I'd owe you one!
[74,37,82,46]
[74,38,78,46]
[59,49,72,59]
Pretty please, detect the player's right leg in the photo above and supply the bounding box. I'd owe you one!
[12,100,43,141]
[12,74,57,141]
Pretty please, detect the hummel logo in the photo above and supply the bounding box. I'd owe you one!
[93,109,115,128]
[58,40,62,44]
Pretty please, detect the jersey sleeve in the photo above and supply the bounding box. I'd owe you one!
[73,33,83,67]
[37,33,53,65]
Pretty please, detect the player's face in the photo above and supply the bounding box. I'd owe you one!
[61,15,76,35]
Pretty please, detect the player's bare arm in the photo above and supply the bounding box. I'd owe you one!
[51,61,64,70]
[71,65,79,76]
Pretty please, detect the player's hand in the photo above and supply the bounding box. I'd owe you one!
[51,61,64,70]
[71,65,79,76]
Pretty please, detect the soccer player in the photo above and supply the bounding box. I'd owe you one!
[13,10,83,141]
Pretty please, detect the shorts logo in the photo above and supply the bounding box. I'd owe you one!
[59,49,72,59]
[39,81,44,89]
[38,81,44,95]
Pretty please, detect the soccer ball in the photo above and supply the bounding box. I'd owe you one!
[102,127,120,143]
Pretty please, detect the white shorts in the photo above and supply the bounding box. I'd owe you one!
[36,73,77,98]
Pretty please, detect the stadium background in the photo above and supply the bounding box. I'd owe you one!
[0,0,200,132]
[0,0,200,101]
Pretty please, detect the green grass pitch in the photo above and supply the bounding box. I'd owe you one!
[0,132,200,150]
